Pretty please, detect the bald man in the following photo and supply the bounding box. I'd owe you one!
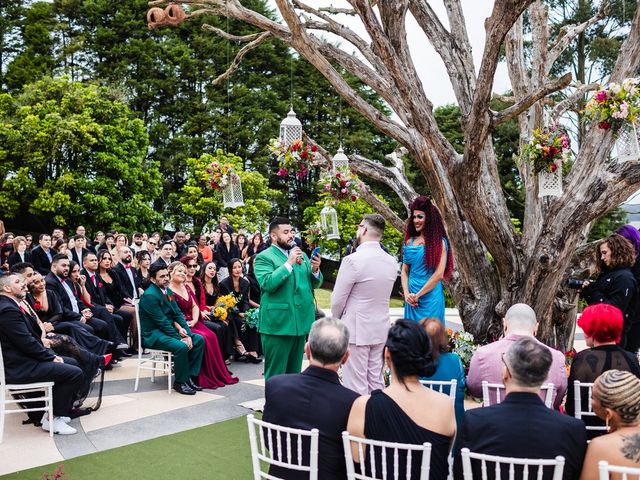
[466,303,567,408]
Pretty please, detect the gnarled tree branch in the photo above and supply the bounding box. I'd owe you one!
[210,31,271,86]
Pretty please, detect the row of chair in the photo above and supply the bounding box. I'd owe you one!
[246,414,640,480]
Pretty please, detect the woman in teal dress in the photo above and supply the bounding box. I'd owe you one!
[401,196,453,324]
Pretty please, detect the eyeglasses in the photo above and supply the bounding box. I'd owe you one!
[412,214,426,220]
[147,242,156,246]
[187,264,197,269]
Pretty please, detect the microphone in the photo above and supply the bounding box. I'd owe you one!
[289,239,303,265]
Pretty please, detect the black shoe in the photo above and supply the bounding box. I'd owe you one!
[246,354,262,364]
[68,407,92,418]
[187,378,203,391]
[119,350,133,357]
[127,348,138,356]
[173,382,196,395]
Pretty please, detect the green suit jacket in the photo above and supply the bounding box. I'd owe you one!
[254,244,323,336]
[138,283,192,346]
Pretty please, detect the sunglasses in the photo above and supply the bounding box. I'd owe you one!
[187,264,197,268]
[147,242,157,246]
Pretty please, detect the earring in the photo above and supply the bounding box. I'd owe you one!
[605,416,610,432]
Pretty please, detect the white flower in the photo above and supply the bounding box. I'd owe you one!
[609,82,622,94]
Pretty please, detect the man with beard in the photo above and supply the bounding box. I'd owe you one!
[254,217,323,380]
[330,214,398,394]
[130,232,145,254]
[0,273,84,435]
[113,246,140,303]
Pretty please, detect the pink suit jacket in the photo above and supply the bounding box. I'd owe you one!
[331,242,398,346]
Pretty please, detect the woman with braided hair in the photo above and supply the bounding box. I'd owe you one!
[401,196,454,324]
[346,320,455,479]
[579,370,640,479]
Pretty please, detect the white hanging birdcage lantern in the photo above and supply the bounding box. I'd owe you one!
[222,170,244,208]
[279,107,302,147]
[320,205,339,240]
[615,122,640,162]
[538,168,562,197]
[332,145,349,172]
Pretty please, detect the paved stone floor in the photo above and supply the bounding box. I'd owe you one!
[0,308,585,476]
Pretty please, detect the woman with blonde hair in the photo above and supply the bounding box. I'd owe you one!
[579,370,640,479]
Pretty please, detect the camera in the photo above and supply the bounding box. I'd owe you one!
[567,278,584,289]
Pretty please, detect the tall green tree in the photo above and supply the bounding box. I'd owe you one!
[0,76,162,232]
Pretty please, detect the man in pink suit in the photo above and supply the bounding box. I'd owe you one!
[331,214,398,395]
[466,303,567,409]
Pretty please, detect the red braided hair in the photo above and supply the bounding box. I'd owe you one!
[403,196,454,281]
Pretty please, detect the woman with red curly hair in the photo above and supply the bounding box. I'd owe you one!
[400,196,453,324]
[565,303,640,437]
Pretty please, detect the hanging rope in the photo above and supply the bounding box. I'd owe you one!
[290,49,294,110]
[339,96,343,146]
[226,0,231,154]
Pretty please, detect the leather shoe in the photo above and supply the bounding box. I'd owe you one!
[173,382,196,395]
[246,354,262,364]
[187,378,203,391]
[119,350,133,357]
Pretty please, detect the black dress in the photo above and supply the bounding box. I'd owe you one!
[582,266,637,350]
[99,270,126,309]
[215,243,239,269]
[566,344,640,438]
[362,390,451,480]
[192,277,231,359]
[219,276,260,352]
[627,256,640,352]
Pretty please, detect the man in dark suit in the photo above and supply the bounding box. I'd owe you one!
[112,246,140,302]
[138,263,205,395]
[263,316,359,480]
[31,233,55,275]
[0,272,84,435]
[70,234,90,265]
[454,337,587,480]
[151,241,174,269]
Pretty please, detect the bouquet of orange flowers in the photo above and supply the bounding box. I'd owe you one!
[205,161,233,191]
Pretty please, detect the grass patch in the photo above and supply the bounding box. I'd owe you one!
[314,288,404,309]
[1,416,255,480]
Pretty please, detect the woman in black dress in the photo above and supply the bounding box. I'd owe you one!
[215,232,239,281]
[581,234,637,350]
[219,258,261,363]
[346,320,455,479]
[135,250,152,292]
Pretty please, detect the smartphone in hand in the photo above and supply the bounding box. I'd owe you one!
[311,246,321,259]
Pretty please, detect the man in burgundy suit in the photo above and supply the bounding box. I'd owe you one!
[331,214,398,394]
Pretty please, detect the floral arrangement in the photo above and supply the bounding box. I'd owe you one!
[205,161,233,191]
[241,307,260,332]
[302,222,325,248]
[521,127,570,174]
[318,167,363,202]
[268,138,318,178]
[212,294,237,322]
[43,465,67,480]
[447,328,477,375]
[583,78,640,130]
[564,348,577,376]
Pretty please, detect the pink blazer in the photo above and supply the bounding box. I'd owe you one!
[331,242,398,346]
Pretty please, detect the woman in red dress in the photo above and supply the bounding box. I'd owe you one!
[168,261,238,389]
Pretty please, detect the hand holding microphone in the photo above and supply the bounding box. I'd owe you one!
[287,240,303,266]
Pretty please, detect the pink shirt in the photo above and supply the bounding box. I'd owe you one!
[466,333,567,409]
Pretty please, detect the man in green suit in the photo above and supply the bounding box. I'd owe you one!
[255,217,323,380]
[138,263,205,395]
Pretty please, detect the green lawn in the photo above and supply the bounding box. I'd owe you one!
[314,288,404,310]
[1,416,255,480]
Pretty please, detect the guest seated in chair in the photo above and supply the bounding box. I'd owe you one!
[466,303,567,408]
[454,337,587,480]
[138,263,205,395]
[566,304,640,437]
[579,370,640,480]
[263,316,359,480]
[0,273,84,435]
[347,319,455,480]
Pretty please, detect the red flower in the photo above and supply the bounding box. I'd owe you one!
[98,282,103,288]
[301,150,309,159]
[291,143,300,152]
[339,180,346,187]
[33,301,42,310]
[310,145,318,152]
[598,121,612,130]
[550,163,558,172]
[351,195,357,201]
[168,295,174,302]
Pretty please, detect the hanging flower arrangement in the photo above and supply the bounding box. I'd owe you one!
[318,167,363,202]
[583,78,640,130]
[268,138,318,178]
[302,222,325,248]
[521,128,571,174]
[205,161,233,191]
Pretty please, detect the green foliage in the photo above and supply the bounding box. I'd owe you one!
[0,76,162,232]
[588,206,628,242]
[171,149,281,233]
[302,199,403,258]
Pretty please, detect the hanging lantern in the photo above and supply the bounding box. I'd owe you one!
[279,108,302,147]
[538,169,562,198]
[320,205,339,240]
[222,170,244,208]
[615,122,640,162]
[332,146,349,172]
